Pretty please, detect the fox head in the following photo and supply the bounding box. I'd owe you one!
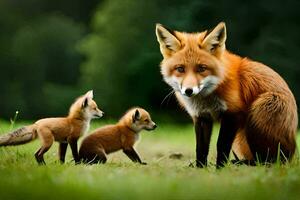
[156,22,227,97]
[70,90,104,120]
[122,108,157,133]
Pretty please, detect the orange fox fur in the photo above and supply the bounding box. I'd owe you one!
[156,22,298,167]
[0,90,103,164]
[79,107,157,164]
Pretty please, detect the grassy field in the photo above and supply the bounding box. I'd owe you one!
[0,120,300,200]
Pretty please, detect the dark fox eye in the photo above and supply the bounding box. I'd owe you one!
[144,119,149,122]
[196,64,207,73]
[175,66,185,73]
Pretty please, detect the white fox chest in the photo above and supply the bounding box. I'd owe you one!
[80,120,90,136]
[177,92,227,120]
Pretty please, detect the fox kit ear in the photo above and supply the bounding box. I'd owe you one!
[85,90,94,99]
[156,24,181,57]
[82,97,89,108]
[132,109,141,122]
[201,22,227,56]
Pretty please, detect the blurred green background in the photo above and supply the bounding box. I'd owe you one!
[0,0,299,121]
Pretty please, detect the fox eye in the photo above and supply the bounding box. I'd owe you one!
[196,64,207,73]
[144,119,149,123]
[175,66,185,73]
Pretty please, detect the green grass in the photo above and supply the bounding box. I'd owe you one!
[0,120,300,200]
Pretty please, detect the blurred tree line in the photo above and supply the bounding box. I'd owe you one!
[0,0,299,122]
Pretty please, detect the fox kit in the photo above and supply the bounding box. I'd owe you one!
[156,22,298,167]
[0,90,103,164]
[79,107,157,164]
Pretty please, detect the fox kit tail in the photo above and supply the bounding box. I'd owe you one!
[0,125,37,146]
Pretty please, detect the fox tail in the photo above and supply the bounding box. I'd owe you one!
[0,125,37,146]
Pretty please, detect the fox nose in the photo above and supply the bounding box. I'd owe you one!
[98,111,104,117]
[153,124,157,129]
[185,88,193,97]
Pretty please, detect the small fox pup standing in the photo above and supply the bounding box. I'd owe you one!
[79,107,157,164]
[0,90,103,164]
[156,22,298,167]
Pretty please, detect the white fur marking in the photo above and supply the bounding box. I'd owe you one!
[135,133,140,142]
[199,75,220,96]
[81,120,90,136]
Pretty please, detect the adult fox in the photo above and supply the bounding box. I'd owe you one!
[155,22,298,167]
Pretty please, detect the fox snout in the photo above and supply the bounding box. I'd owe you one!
[152,123,157,130]
[147,123,157,131]
[180,75,220,97]
[93,110,104,118]
[97,111,104,118]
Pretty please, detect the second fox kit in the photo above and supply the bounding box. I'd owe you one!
[0,90,103,164]
[79,108,157,164]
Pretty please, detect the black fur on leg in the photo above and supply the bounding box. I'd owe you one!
[194,115,213,168]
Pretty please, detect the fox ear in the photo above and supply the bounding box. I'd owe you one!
[201,22,226,56]
[156,24,181,57]
[85,90,94,99]
[82,97,89,108]
[132,109,140,122]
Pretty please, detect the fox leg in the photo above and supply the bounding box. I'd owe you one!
[92,148,107,164]
[123,148,146,165]
[68,139,80,164]
[231,129,254,165]
[35,148,46,165]
[80,144,107,164]
[35,128,54,165]
[82,147,107,164]
[216,113,241,168]
[59,142,68,163]
[193,116,213,167]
